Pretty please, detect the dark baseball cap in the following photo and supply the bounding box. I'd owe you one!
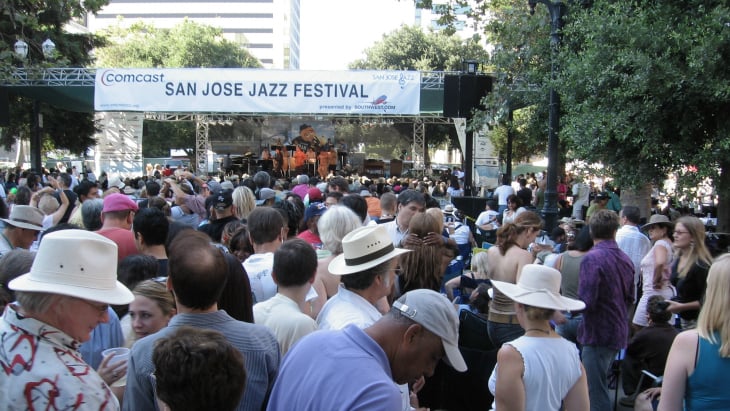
[214,189,234,210]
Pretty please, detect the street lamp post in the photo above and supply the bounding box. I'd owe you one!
[528,0,566,232]
[13,37,56,172]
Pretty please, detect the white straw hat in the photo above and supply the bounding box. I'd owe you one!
[328,225,410,275]
[491,264,585,311]
[9,229,134,305]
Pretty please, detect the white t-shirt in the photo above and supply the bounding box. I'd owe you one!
[494,184,515,206]
[475,210,500,234]
[243,252,278,304]
[253,293,317,355]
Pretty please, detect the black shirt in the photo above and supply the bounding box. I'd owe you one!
[198,215,239,243]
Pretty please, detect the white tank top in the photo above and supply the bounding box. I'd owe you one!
[489,336,582,411]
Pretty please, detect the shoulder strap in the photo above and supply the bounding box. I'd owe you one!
[695,333,700,368]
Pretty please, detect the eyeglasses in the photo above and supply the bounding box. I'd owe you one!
[674,230,690,235]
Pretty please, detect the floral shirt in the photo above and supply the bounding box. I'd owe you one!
[0,304,119,411]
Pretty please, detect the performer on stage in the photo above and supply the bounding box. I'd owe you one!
[273,146,284,176]
[294,148,307,174]
[318,150,330,179]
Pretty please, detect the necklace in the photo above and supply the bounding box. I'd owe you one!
[525,328,551,335]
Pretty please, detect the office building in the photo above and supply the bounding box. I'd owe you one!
[86,0,300,69]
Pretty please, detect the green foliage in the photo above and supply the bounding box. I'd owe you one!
[94,19,262,69]
[143,121,196,158]
[349,25,488,71]
[467,0,554,169]
[349,25,487,163]
[558,0,730,189]
[94,20,263,160]
[1,0,105,157]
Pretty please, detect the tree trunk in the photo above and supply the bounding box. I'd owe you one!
[619,184,653,222]
[717,159,730,233]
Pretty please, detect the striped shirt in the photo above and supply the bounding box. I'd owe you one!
[123,310,280,411]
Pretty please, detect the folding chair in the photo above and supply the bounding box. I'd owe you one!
[610,349,626,411]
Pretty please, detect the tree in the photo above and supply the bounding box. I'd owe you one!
[94,20,262,160]
[557,0,730,229]
[349,25,488,167]
[1,0,106,156]
[350,25,487,71]
[461,0,557,177]
[94,19,261,69]
[429,0,730,230]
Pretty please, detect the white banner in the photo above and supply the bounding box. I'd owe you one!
[94,69,421,115]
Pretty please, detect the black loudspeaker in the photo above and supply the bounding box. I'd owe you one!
[443,75,461,118]
[0,89,9,127]
[452,196,487,221]
[443,75,493,118]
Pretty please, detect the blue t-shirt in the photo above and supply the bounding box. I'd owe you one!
[267,325,401,411]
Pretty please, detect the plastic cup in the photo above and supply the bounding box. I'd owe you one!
[102,347,130,367]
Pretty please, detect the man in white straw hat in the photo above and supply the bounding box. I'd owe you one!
[488,264,589,411]
[317,225,410,331]
[0,229,134,410]
[268,288,467,411]
[0,205,44,256]
[316,224,415,410]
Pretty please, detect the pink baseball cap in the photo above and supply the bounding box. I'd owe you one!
[103,193,139,213]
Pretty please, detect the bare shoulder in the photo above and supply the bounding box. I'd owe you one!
[498,344,522,362]
[674,330,699,347]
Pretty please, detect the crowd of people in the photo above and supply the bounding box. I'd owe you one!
[0,163,727,411]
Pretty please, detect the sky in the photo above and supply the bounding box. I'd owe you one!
[299,0,417,70]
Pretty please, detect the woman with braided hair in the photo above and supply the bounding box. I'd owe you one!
[485,210,543,347]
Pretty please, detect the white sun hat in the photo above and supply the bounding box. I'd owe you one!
[491,264,585,311]
[9,229,134,305]
[328,225,410,275]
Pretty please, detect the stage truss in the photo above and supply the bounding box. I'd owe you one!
[3,68,458,173]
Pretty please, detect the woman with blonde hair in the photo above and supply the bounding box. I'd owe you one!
[125,279,176,347]
[657,254,730,410]
[444,250,490,302]
[396,212,445,295]
[667,215,713,329]
[232,186,256,222]
[486,210,543,347]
